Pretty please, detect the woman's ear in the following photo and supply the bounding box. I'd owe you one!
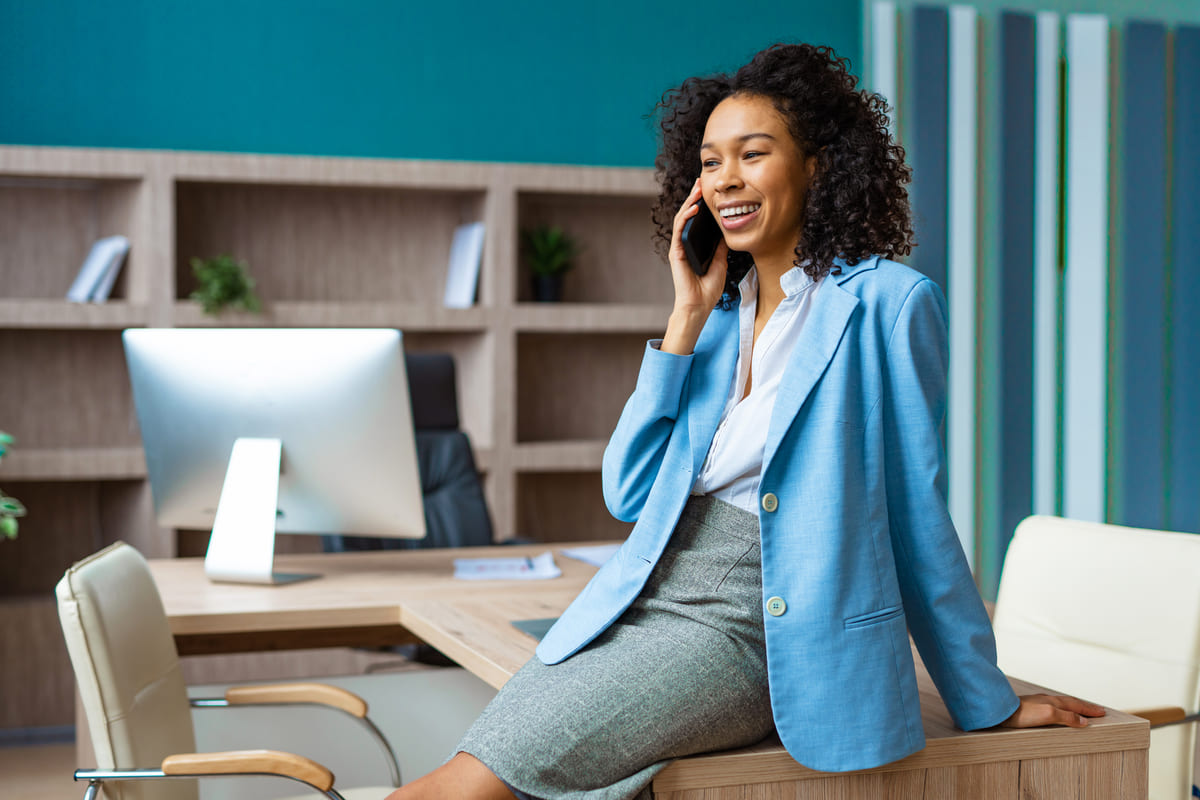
[806,148,824,181]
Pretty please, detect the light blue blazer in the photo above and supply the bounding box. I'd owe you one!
[535,255,1020,772]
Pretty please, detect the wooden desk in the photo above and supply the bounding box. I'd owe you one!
[149,545,1150,800]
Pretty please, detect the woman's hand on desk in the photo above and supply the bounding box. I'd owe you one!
[998,693,1107,728]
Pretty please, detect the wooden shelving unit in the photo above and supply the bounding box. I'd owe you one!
[0,145,672,730]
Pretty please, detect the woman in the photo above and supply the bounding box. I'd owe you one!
[388,42,1104,800]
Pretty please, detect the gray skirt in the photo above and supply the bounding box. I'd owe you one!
[456,495,775,800]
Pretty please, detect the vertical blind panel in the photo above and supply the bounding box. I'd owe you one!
[1063,14,1110,524]
[1169,26,1200,534]
[912,5,949,293]
[1119,21,1169,531]
[871,1,900,134]
[947,4,978,565]
[998,11,1036,558]
[1033,11,1062,518]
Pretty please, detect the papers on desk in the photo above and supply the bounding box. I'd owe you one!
[560,544,621,567]
[453,551,561,580]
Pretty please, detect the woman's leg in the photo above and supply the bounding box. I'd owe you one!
[383,752,516,800]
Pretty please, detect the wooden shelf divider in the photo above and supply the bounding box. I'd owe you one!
[512,440,608,472]
[3,447,147,482]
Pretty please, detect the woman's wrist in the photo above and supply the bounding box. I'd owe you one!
[661,307,710,355]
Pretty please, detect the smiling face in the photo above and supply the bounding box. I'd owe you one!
[699,93,817,272]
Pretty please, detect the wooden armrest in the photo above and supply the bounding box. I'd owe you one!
[1124,706,1186,726]
[161,749,333,792]
[225,682,368,718]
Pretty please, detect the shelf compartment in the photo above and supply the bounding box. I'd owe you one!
[0,299,150,329]
[513,303,671,333]
[0,480,153,597]
[513,440,606,471]
[0,175,148,301]
[516,191,671,304]
[171,300,491,331]
[175,181,488,306]
[516,333,645,443]
[0,330,139,450]
[0,597,73,727]
[516,471,631,543]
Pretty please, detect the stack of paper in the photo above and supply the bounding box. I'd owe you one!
[453,551,561,581]
[67,235,130,303]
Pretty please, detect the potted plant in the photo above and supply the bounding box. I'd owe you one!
[190,254,262,315]
[0,431,27,541]
[521,225,580,302]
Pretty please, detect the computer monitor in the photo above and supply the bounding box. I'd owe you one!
[123,328,426,585]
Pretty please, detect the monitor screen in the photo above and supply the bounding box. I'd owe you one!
[124,328,426,583]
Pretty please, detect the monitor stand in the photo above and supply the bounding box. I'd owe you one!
[204,437,319,585]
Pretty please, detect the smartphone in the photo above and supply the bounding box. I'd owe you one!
[681,200,722,276]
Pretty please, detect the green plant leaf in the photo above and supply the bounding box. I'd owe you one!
[521,225,580,277]
[190,254,263,316]
[0,496,26,516]
[0,515,16,540]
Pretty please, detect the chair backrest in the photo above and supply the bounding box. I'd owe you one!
[993,515,1200,800]
[56,541,198,800]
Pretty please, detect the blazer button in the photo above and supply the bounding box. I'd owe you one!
[766,596,787,616]
[761,492,778,513]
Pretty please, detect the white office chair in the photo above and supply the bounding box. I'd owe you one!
[993,515,1200,800]
[56,541,400,800]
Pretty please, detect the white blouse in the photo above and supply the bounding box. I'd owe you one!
[690,264,821,513]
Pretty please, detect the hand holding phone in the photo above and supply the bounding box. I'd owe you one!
[681,200,722,276]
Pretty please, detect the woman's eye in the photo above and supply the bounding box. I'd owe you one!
[701,159,719,168]
[743,151,764,160]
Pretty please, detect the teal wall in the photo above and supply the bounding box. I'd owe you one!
[0,1,860,167]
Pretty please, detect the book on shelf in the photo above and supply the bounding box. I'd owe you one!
[66,235,130,303]
[443,222,485,308]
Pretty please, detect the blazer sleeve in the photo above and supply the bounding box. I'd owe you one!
[601,341,693,522]
[881,279,1021,731]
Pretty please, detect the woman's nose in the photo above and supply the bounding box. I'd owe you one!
[716,168,743,192]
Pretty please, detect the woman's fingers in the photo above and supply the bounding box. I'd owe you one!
[670,180,704,255]
[1052,694,1107,716]
[668,179,724,309]
[1001,694,1107,729]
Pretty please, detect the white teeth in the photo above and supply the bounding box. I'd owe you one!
[719,204,760,218]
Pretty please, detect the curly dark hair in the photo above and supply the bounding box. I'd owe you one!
[652,43,914,305]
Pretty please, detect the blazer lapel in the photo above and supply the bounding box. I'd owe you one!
[761,271,862,472]
[687,305,740,472]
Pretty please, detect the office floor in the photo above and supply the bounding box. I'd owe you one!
[1,741,77,800]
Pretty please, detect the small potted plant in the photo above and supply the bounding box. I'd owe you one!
[0,431,27,542]
[521,225,580,302]
[190,254,262,315]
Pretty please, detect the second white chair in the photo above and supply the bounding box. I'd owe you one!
[992,515,1200,800]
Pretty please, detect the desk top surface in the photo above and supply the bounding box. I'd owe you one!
[148,543,1149,782]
